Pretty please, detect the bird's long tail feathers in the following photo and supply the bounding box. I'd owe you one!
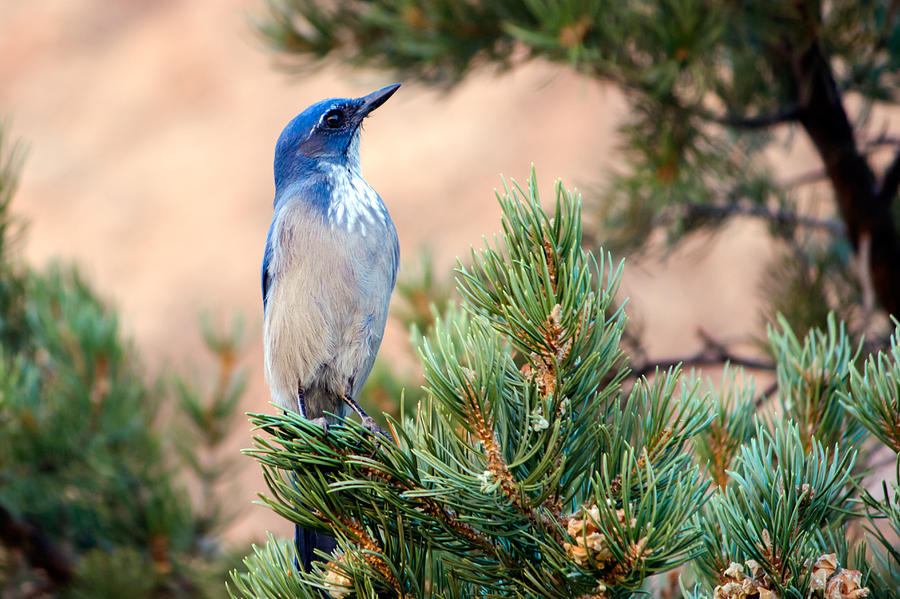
[294,523,337,572]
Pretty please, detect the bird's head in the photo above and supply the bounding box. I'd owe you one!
[274,83,401,189]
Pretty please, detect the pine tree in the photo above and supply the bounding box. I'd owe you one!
[232,171,900,598]
[257,0,900,342]
[232,172,710,598]
[0,127,248,596]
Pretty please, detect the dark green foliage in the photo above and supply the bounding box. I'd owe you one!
[1,266,190,554]
[0,125,247,597]
[0,125,28,354]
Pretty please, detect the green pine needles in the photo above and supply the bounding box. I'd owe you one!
[232,171,900,598]
[233,172,711,598]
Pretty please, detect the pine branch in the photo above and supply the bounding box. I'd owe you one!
[843,323,900,453]
[237,172,710,598]
[330,512,404,597]
[769,313,866,451]
[710,105,805,129]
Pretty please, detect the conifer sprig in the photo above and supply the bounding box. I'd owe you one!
[706,423,858,595]
[843,323,900,454]
[843,321,900,594]
[692,366,757,490]
[769,313,865,451]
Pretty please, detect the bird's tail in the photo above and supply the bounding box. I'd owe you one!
[287,468,337,571]
[294,523,337,572]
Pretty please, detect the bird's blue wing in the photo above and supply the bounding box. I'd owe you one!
[381,203,400,290]
[261,218,276,313]
[389,223,400,290]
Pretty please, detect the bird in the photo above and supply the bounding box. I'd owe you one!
[261,83,401,570]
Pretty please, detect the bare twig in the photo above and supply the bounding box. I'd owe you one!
[712,104,804,129]
[685,202,845,235]
[630,329,774,380]
[862,132,900,152]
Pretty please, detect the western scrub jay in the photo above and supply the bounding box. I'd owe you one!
[261,84,401,569]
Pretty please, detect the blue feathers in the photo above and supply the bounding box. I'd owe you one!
[273,84,401,193]
[261,219,276,312]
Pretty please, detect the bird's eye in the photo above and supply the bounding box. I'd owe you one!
[324,109,345,128]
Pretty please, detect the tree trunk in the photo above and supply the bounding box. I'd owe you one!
[795,45,900,317]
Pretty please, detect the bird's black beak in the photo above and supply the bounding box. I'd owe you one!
[356,83,401,118]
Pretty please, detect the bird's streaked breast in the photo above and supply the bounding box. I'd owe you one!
[321,164,387,237]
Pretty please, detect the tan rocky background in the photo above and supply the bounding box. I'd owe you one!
[1,0,786,542]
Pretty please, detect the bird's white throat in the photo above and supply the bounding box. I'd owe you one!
[322,132,386,236]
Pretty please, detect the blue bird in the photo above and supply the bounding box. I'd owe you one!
[261,84,401,569]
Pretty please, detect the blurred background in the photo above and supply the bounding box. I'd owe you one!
[3,0,896,597]
[1,0,773,542]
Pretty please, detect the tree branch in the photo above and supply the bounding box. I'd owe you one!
[685,202,845,235]
[793,39,900,316]
[0,503,73,588]
[863,132,900,152]
[629,329,774,380]
[755,381,779,408]
[711,105,805,129]
[875,145,900,204]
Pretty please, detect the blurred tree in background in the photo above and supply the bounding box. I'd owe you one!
[259,0,900,352]
[0,126,247,597]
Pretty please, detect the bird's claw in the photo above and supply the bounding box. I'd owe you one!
[355,417,389,455]
[309,417,329,436]
[361,416,388,438]
[341,394,388,444]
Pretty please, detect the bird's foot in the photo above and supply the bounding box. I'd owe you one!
[359,416,388,454]
[297,384,308,419]
[309,416,329,435]
[342,394,389,445]
[360,415,388,439]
